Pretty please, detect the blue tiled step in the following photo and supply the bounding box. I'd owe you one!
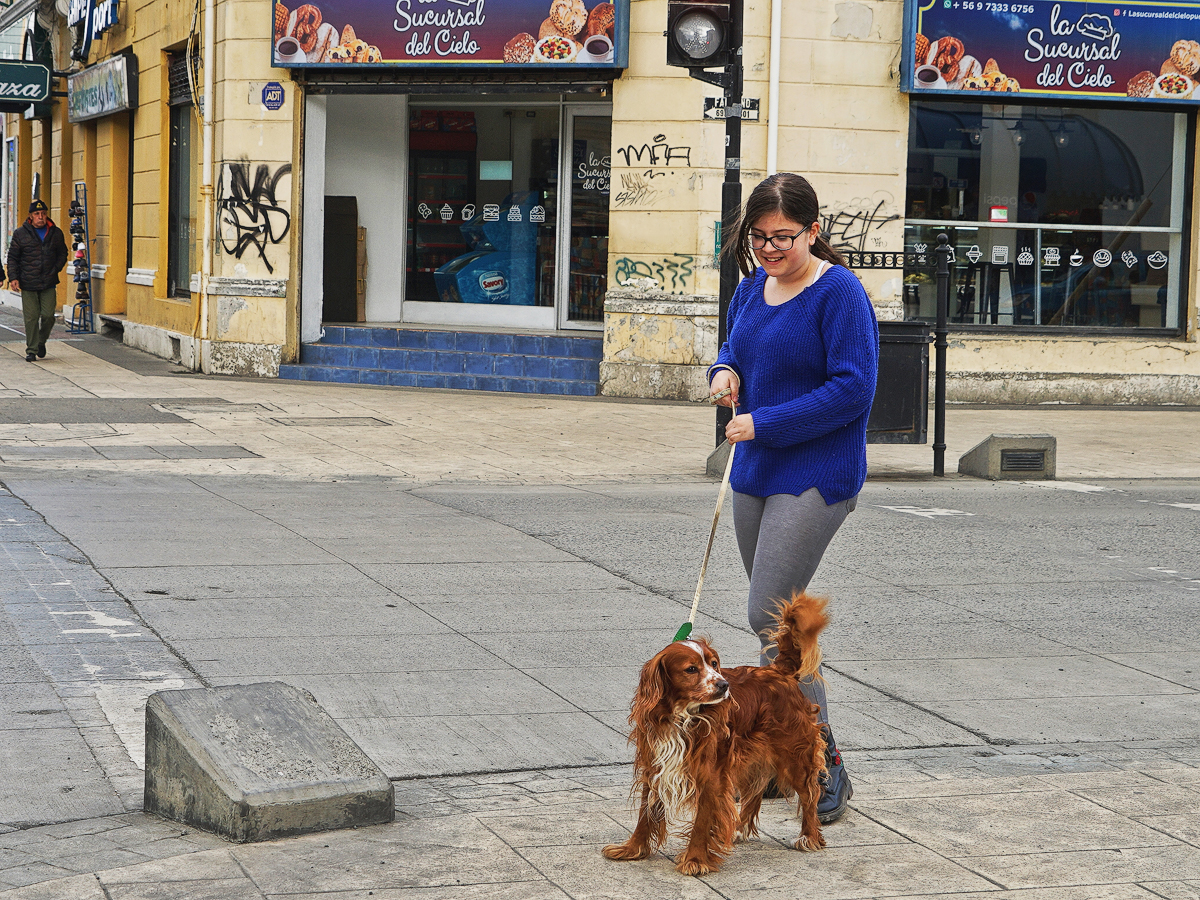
[278,326,601,396]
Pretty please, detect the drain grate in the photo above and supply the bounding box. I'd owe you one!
[1000,449,1047,472]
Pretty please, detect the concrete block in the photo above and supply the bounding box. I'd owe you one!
[958,434,1056,480]
[144,682,394,842]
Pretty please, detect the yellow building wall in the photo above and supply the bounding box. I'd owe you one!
[609,0,909,308]
[5,0,298,367]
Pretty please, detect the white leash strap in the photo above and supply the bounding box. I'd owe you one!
[688,417,736,626]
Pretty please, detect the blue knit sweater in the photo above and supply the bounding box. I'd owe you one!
[710,265,879,503]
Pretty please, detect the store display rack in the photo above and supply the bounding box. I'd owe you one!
[68,182,95,334]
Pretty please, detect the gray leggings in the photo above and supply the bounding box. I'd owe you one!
[732,487,856,724]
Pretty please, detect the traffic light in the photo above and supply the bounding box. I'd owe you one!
[666,1,733,70]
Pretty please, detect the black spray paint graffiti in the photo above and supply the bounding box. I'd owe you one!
[217,160,292,274]
[614,254,695,292]
[615,134,692,168]
[819,199,899,253]
[613,172,660,208]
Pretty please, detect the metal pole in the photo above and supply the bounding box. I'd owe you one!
[933,233,950,476]
[716,0,743,447]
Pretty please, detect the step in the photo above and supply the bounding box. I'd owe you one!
[278,365,598,395]
[318,325,602,359]
[278,326,602,396]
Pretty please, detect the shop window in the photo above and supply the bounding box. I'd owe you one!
[406,106,560,308]
[568,116,610,323]
[166,54,196,299]
[904,101,1189,330]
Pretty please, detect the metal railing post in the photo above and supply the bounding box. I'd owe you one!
[933,233,950,476]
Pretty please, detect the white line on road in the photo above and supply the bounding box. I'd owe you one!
[1012,481,1111,492]
[877,506,975,519]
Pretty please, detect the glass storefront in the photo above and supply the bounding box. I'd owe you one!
[905,101,1190,330]
[405,99,610,327]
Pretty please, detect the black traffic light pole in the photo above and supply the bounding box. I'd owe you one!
[714,11,742,447]
[679,3,743,447]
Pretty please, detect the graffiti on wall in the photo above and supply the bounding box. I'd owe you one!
[614,254,695,293]
[613,172,662,208]
[217,160,293,274]
[615,134,692,168]
[819,194,900,253]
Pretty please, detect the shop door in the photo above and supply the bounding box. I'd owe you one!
[402,101,611,331]
[404,104,560,329]
[558,109,611,330]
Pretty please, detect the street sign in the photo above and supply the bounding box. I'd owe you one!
[0,61,52,110]
[703,97,759,120]
[261,81,284,110]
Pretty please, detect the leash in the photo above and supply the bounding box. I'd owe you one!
[674,394,737,642]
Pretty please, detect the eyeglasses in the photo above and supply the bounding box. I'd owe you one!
[749,228,811,251]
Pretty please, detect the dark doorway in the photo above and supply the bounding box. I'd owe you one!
[323,196,359,322]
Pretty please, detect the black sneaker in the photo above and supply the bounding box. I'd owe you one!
[817,730,853,824]
[26,352,36,362]
[37,343,46,359]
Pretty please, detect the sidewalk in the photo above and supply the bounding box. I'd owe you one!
[1,331,1198,482]
[1,326,1199,899]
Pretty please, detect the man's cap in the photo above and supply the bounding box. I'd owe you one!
[28,199,48,213]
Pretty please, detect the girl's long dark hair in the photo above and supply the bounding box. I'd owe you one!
[724,173,847,277]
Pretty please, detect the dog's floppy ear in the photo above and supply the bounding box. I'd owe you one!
[629,651,670,727]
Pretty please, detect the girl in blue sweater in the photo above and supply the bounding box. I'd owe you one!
[709,174,879,825]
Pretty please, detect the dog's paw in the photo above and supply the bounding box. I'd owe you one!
[793,833,826,852]
[602,842,651,861]
[734,822,760,843]
[675,854,718,876]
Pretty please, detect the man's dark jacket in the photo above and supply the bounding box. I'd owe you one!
[7,217,69,292]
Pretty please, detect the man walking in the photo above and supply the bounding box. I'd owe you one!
[8,199,69,362]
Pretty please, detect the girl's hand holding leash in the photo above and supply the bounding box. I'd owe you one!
[723,413,755,443]
[709,376,755,444]
[709,371,739,408]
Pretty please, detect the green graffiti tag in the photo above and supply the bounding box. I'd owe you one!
[614,254,695,293]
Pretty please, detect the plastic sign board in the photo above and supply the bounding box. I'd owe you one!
[903,0,1200,104]
[68,0,120,61]
[271,0,628,68]
[0,62,51,108]
[68,55,137,123]
[262,81,285,109]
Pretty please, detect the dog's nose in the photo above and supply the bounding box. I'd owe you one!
[715,679,729,694]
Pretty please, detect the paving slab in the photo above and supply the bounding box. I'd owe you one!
[969,845,1200,889]
[864,789,1176,856]
[921,694,1200,743]
[103,564,397,601]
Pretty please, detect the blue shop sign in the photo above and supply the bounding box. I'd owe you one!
[903,0,1200,104]
[67,0,120,61]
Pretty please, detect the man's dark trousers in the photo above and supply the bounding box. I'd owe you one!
[22,288,56,357]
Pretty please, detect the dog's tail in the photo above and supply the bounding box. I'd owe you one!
[765,591,830,682]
